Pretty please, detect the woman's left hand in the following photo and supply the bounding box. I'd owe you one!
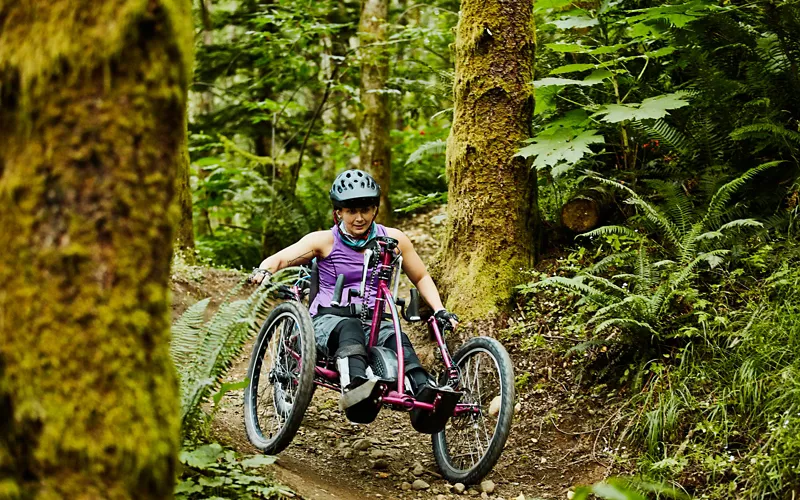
[434,309,459,331]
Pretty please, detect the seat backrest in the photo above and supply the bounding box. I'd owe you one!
[308,259,319,306]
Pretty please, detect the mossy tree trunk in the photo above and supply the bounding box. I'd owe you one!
[436,0,538,319]
[176,124,196,258]
[359,0,393,223]
[0,0,191,496]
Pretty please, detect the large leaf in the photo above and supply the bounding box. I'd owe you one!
[550,63,597,75]
[545,43,591,53]
[180,443,224,469]
[516,127,605,173]
[534,70,610,88]
[534,85,559,115]
[593,92,690,123]
[550,15,599,29]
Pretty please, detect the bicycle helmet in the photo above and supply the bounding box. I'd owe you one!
[330,169,381,209]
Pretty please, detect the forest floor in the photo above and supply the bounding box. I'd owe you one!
[171,207,628,500]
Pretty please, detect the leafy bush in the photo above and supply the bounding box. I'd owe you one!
[176,443,291,499]
[527,164,776,344]
[629,262,800,498]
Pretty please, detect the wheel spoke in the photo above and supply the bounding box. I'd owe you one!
[442,348,502,473]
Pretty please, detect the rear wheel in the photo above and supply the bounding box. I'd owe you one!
[244,301,316,454]
[432,336,515,484]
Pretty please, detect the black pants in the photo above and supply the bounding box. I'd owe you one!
[326,318,427,387]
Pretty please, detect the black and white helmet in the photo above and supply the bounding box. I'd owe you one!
[330,169,381,209]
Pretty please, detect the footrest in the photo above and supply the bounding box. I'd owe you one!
[410,385,463,434]
[340,377,391,425]
[340,378,379,410]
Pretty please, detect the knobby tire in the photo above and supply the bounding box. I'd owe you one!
[431,336,515,484]
[244,301,316,454]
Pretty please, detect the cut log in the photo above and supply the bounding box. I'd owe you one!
[561,198,600,233]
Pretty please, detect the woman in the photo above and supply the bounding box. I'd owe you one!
[251,169,458,423]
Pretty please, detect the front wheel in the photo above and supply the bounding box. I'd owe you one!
[432,336,515,485]
[244,301,316,454]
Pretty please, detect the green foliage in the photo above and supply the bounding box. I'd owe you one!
[529,0,800,226]
[175,443,290,499]
[187,0,457,264]
[625,260,800,498]
[572,477,687,500]
[528,165,774,343]
[170,270,302,434]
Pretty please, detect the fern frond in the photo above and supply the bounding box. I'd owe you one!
[718,218,763,231]
[702,161,781,227]
[405,139,446,165]
[672,249,731,290]
[581,274,629,295]
[172,277,286,432]
[594,317,659,337]
[585,251,637,274]
[635,119,693,153]
[588,175,683,249]
[730,123,800,146]
[590,295,650,324]
[577,225,641,240]
[170,298,211,369]
[536,275,606,298]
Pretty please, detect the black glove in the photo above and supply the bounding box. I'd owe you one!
[434,309,459,332]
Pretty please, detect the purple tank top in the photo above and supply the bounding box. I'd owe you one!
[309,224,388,316]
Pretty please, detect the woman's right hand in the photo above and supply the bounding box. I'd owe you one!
[248,268,273,285]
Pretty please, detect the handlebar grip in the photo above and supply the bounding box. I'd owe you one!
[406,288,421,321]
[331,274,346,307]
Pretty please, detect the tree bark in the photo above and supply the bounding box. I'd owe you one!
[0,0,191,496]
[359,0,394,223]
[435,0,538,319]
[176,122,196,258]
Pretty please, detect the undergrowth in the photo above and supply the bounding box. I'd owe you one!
[516,172,800,498]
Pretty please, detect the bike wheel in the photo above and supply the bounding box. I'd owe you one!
[432,336,515,485]
[244,301,316,454]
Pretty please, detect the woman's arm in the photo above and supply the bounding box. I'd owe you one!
[386,228,452,320]
[256,231,332,276]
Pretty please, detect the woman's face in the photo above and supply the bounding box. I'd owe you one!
[337,206,377,237]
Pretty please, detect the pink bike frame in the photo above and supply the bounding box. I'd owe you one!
[309,239,478,416]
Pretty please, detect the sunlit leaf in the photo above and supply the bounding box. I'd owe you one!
[646,46,678,58]
[549,15,599,29]
[180,443,224,469]
[534,85,559,115]
[589,44,628,55]
[240,455,278,468]
[545,43,591,53]
[594,92,691,122]
[516,127,605,174]
[550,63,597,75]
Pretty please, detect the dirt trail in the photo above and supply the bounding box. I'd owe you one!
[174,208,620,500]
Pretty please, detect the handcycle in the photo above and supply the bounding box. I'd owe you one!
[243,236,515,485]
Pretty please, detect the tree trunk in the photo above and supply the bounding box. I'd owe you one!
[176,122,196,258]
[0,0,191,496]
[435,0,538,319]
[359,0,394,223]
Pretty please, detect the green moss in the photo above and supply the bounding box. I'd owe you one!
[0,0,191,496]
[434,0,537,321]
[0,0,193,110]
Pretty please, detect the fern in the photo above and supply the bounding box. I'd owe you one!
[405,139,446,165]
[636,119,693,154]
[171,276,290,433]
[730,123,800,146]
